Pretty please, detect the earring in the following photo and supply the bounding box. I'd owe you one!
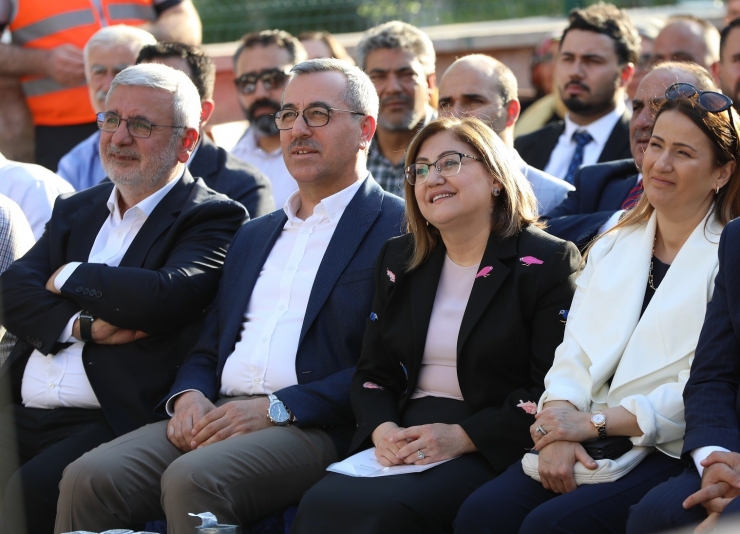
[717,186,721,194]
[492,188,501,197]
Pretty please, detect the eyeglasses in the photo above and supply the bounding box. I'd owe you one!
[233,68,290,95]
[96,112,184,139]
[274,106,365,130]
[404,152,482,185]
[665,82,736,130]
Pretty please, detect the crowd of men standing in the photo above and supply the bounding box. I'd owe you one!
[3,0,740,532]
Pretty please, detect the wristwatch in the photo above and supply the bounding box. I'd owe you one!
[591,410,607,439]
[78,310,95,342]
[267,394,294,426]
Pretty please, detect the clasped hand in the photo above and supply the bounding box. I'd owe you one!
[683,451,740,534]
[372,421,475,467]
[530,406,597,450]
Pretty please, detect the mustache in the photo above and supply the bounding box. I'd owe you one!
[288,139,322,152]
[106,146,139,158]
[247,98,281,118]
[380,94,413,106]
[564,81,590,92]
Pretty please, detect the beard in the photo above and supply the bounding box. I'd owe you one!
[103,133,181,193]
[377,95,423,132]
[242,98,281,136]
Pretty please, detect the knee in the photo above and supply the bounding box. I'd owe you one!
[161,454,212,503]
[58,452,113,505]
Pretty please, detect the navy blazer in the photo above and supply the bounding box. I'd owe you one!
[544,158,640,249]
[0,171,247,436]
[514,109,632,172]
[189,135,275,218]
[682,219,740,458]
[163,177,406,454]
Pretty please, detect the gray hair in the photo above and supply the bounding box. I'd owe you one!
[84,25,156,68]
[108,63,201,130]
[289,58,379,120]
[647,60,717,91]
[355,21,435,75]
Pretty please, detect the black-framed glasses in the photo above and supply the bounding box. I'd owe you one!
[233,68,290,95]
[274,106,365,130]
[665,82,735,130]
[96,112,184,139]
[404,152,482,185]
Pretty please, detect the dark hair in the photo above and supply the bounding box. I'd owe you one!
[233,30,308,69]
[297,30,353,62]
[720,17,740,61]
[561,2,640,65]
[136,42,215,101]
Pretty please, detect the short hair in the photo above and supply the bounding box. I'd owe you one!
[647,60,717,91]
[355,21,436,75]
[561,2,640,65]
[403,117,540,270]
[84,25,156,66]
[720,17,740,61]
[298,31,353,62]
[108,63,201,131]
[664,15,721,63]
[452,54,519,104]
[288,58,379,120]
[233,29,307,69]
[136,42,215,101]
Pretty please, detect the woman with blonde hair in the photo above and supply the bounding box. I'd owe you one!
[454,83,740,534]
[291,116,581,533]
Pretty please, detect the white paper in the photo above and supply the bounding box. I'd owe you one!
[326,447,455,477]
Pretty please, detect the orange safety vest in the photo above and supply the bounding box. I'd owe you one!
[9,0,157,126]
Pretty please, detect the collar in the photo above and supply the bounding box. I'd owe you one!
[283,174,368,225]
[562,100,625,149]
[186,137,202,168]
[106,166,184,221]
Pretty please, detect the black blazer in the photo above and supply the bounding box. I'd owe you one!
[682,219,740,458]
[350,227,581,472]
[0,171,247,436]
[514,109,632,171]
[190,135,275,218]
[544,158,640,249]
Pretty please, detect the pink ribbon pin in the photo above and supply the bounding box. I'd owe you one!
[476,266,493,278]
[386,269,396,283]
[363,382,384,390]
[517,400,538,414]
[520,256,544,266]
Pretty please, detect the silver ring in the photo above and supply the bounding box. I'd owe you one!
[536,425,547,436]
[417,449,425,460]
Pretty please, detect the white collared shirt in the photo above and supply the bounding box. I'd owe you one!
[218,177,365,398]
[21,169,183,409]
[544,102,626,180]
[230,127,298,209]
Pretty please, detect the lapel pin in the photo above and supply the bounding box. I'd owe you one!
[370,312,378,321]
[520,256,544,266]
[559,309,569,323]
[386,268,396,283]
[517,400,538,414]
[476,266,493,278]
[363,381,384,390]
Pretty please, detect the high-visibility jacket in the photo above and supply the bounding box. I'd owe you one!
[9,0,158,126]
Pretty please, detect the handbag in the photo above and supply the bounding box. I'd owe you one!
[521,439,653,485]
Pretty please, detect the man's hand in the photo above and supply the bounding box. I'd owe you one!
[45,264,67,294]
[684,452,740,517]
[72,318,147,345]
[45,45,85,86]
[391,423,477,465]
[190,397,271,448]
[538,440,597,494]
[168,391,216,452]
[372,421,405,467]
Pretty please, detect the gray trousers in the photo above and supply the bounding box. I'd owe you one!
[54,397,337,534]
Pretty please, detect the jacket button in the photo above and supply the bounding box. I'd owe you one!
[83,288,90,296]
[95,291,103,298]
[76,287,83,293]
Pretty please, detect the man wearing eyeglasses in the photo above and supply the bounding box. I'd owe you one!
[0,63,247,534]
[54,58,406,534]
[230,30,308,209]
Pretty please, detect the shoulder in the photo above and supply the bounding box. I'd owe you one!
[525,165,573,193]
[515,121,564,147]
[520,225,578,259]
[0,159,74,194]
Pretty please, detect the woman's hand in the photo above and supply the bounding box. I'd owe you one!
[531,406,597,449]
[372,422,406,467]
[390,423,477,465]
[538,441,597,494]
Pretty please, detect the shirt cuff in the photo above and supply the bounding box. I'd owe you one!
[53,262,82,291]
[165,389,202,416]
[57,312,82,343]
[692,446,731,476]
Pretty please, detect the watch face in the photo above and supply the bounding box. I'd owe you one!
[592,413,606,425]
[269,401,290,423]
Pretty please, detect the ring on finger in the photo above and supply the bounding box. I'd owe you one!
[417,449,426,460]
[536,425,547,436]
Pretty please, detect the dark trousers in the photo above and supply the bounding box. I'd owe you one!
[35,122,97,172]
[291,397,499,534]
[454,451,685,534]
[0,403,116,534]
[627,467,740,534]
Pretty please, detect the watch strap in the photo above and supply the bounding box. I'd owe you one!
[79,311,95,342]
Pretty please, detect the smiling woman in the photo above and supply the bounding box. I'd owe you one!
[290,116,582,534]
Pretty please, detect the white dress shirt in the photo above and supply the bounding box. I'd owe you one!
[230,127,297,209]
[0,153,75,240]
[544,102,626,180]
[218,178,365,398]
[21,170,182,409]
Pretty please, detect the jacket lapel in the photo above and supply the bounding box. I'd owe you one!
[298,178,383,343]
[597,110,631,164]
[534,124,563,170]
[188,136,218,180]
[67,186,114,262]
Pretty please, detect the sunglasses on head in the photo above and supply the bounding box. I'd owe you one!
[664,82,736,131]
[233,68,290,95]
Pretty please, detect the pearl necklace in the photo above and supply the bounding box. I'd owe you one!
[648,234,657,291]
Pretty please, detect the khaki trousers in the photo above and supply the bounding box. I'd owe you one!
[54,397,337,534]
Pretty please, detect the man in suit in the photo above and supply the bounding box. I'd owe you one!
[652,14,720,70]
[514,3,638,183]
[0,63,247,534]
[714,17,740,113]
[627,219,740,534]
[545,61,717,248]
[136,42,275,218]
[438,54,574,215]
[55,58,406,534]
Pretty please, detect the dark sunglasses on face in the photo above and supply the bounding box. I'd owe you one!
[665,82,736,131]
[233,68,290,95]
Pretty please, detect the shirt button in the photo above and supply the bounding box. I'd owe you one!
[279,304,286,311]
[288,265,295,271]
[48,383,55,389]
[261,337,267,342]
[253,378,261,384]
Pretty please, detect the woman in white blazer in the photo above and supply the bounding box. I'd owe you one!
[453,85,740,534]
